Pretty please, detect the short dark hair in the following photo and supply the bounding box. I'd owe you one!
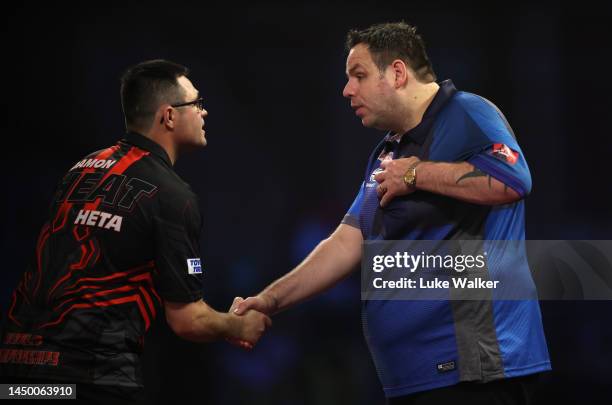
[120,59,190,131]
[346,22,436,83]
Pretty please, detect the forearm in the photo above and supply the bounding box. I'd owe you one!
[166,300,240,343]
[260,224,362,313]
[416,161,520,205]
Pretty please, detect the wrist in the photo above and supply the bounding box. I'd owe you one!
[259,292,279,314]
[224,312,243,340]
[413,160,432,189]
[403,160,425,189]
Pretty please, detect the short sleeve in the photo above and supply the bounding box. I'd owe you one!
[468,142,531,197]
[152,197,204,303]
[341,182,365,229]
[431,93,532,197]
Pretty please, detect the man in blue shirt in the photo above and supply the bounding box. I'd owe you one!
[235,22,550,404]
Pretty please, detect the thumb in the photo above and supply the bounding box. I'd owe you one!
[229,296,244,312]
[234,296,260,315]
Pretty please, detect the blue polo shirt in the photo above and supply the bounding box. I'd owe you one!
[343,80,551,397]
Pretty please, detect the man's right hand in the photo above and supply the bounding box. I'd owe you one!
[233,294,278,316]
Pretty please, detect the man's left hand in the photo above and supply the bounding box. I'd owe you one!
[374,156,421,207]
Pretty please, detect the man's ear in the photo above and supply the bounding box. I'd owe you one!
[159,106,176,128]
[391,59,409,88]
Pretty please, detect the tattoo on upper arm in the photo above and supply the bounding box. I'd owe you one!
[457,167,515,193]
[456,167,492,188]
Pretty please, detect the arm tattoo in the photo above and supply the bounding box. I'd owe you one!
[456,167,492,188]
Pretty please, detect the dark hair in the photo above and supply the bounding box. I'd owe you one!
[120,59,190,131]
[346,22,436,83]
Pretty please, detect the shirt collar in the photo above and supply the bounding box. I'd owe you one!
[122,131,173,168]
[389,79,458,146]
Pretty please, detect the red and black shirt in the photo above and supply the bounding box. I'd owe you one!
[0,131,204,387]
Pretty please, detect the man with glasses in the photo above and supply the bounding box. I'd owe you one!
[0,59,271,403]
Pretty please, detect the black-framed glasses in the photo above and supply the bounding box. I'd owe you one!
[171,97,204,112]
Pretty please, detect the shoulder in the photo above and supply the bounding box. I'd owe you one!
[437,91,513,138]
[129,156,194,199]
[441,91,501,121]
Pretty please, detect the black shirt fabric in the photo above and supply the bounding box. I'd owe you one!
[0,132,204,387]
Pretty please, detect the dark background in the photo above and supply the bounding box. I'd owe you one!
[1,2,611,404]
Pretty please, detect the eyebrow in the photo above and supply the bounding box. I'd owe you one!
[346,64,365,77]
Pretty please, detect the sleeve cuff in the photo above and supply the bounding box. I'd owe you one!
[468,154,528,197]
[341,214,360,229]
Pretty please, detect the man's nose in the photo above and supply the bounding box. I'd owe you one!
[200,108,208,118]
[342,81,354,99]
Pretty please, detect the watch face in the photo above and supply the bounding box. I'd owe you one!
[404,168,416,186]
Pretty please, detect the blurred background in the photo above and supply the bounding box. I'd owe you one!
[1,2,611,403]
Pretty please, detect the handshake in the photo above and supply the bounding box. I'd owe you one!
[225,294,277,351]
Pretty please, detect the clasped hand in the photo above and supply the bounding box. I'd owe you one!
[374,156,421,207]
[226,296,272,350]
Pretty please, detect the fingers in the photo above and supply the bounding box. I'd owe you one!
[375,156,422,206]
[240,341,254,350]
[226,337,253,351]
[376,183,387,198]
[228,294,274,351]
[374,170,385,183]
[247,311,272,336]
[379,190,394,207]
[227,297,264,350]
[230,311,271,351]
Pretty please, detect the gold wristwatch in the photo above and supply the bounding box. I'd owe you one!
[403,162,421,187]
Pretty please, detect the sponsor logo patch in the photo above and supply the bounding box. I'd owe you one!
[187,258,202,275]
[437,361,456,373]
[490,143,519,165]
